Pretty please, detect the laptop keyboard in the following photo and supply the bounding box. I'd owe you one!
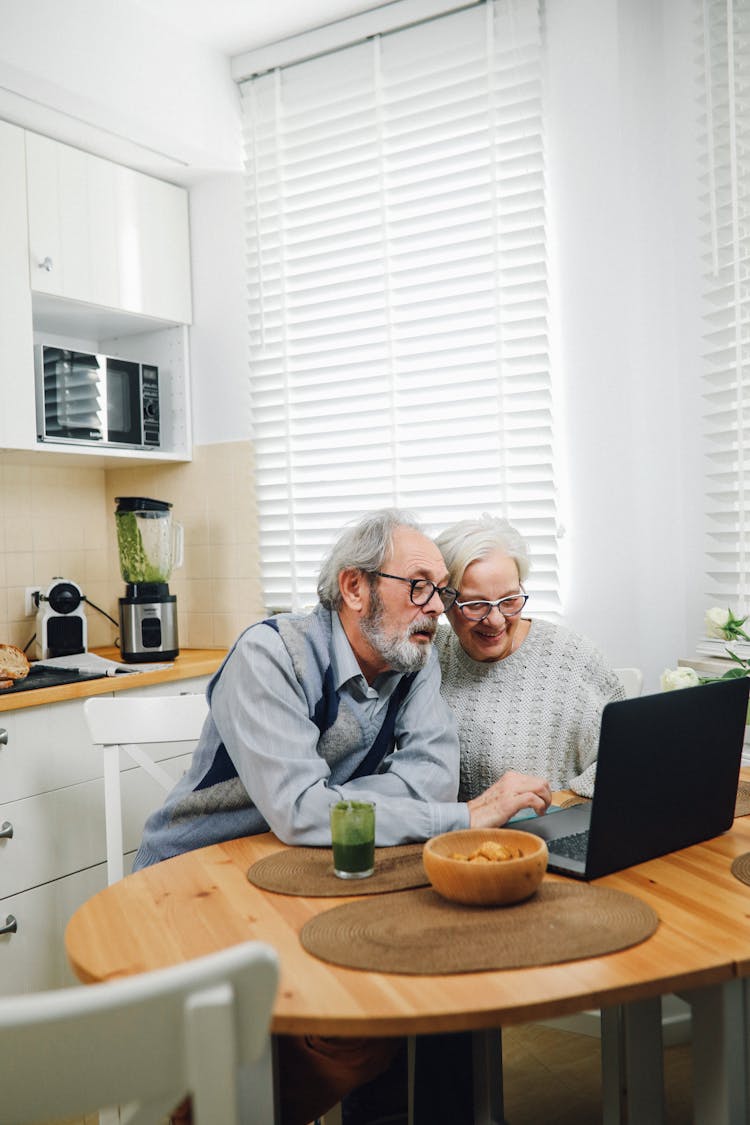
[550,830,589,863]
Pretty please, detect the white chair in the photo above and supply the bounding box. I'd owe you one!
[0,940,279,1125]
[614,667,644,699]
[84,693,209,884]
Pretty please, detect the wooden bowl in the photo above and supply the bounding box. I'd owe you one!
[423,828,548,906]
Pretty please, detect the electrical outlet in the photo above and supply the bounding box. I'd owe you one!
[24,587,42,616]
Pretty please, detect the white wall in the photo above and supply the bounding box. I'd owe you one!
[0,0,707,690]
[189,173,251,444]
[0,0,241,178]
[546,0,700,690]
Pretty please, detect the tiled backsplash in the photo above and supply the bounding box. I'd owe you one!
[0,440,264,656]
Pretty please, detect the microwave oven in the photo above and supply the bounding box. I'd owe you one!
[34,345,160,449]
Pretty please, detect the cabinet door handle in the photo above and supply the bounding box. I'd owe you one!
[0,822,13,839]
[39,256,54,272]
[0,915,17,936]
[0,728,7,746]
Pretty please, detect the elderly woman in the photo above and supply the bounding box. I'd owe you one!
[434,513,624,799]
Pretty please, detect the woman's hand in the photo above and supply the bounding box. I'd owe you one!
[467,770,551,828]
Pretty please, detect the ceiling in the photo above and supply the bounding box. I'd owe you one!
[129,0,385,57]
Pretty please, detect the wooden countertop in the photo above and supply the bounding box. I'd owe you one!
[0,647,226,713]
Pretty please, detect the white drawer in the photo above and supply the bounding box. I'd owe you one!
[0,677,208,805]
[0,863,108,995]
[0,752,193,899]
[0,781,106,899]
[0,700,103,802]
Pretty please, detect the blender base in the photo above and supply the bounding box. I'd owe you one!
[119,584,179,663]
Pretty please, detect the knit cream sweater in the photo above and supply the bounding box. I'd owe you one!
[435,618,625,799]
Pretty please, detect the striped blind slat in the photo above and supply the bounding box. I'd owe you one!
[699,0,750,610]
[243,0,559,613]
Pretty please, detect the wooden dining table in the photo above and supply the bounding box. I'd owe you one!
[64,798,750,1125]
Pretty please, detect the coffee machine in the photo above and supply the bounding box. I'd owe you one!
[114,497,182,662]
[35,578,88,659]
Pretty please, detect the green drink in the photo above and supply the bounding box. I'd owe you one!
[330,800,376,879]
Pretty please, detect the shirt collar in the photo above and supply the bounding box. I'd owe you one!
[331,610,367,691]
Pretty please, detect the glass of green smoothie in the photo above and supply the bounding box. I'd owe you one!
[329,800,376,879]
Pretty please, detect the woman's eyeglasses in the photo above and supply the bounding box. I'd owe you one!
[454,592,529,622]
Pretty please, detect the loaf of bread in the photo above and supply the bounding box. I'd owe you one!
[0,644,30,685]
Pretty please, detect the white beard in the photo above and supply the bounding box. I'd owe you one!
[359,587,435,673]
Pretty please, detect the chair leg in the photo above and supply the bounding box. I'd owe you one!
[102,745,124,884]
[185,982,240,1125]
[239,1039,278,1125]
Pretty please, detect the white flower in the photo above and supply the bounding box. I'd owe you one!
[705,607,731,638]
[660,666,701,691]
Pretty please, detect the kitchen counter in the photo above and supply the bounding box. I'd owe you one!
[0,647,226,713]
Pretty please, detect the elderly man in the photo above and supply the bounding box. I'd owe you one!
[134,508,550,1125]
[135,508,548,865]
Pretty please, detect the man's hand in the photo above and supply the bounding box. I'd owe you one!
[467,770,552,828]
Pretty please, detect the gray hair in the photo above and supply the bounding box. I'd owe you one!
[434,513,530,589]
[317,508,424,610]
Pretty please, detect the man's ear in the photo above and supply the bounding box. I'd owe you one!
[339,567,369,613]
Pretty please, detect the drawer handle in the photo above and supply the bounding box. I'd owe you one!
[39,256,54,272]
[0,822,13,840]
[0,915,17,936]
[0,728,7,746]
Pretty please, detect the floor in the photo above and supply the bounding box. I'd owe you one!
[37,1023,693,1125]
[502,1023,692,1124]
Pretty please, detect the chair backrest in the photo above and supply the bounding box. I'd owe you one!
[84,693,209,884]
[614,667,644,699]
[84,692,210,747]
[0,940,279,1125]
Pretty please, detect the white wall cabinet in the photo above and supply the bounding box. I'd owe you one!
[0,676,208,996]
[0,120,36,450]
[0,118,194,461]
[26,132,192,325]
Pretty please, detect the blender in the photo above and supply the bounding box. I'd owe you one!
[114,497,183,662]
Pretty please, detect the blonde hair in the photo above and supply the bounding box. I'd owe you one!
[435,513,530,589]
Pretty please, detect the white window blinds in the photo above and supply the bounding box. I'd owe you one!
[242,0,558,613]
[699,0,750,609]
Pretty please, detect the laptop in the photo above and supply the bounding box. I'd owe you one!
[513,676,750,880]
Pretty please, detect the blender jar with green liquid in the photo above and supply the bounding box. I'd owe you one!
[115,497,183,662]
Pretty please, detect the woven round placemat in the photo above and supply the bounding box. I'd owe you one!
[300,882,659,974]
[247,843,428,897]
[735,780,750,818]
[731,852,750,885]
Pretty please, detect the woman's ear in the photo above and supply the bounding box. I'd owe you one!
[339,567,368,613]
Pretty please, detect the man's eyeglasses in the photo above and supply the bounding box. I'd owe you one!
[374,571,459,611]
[454,592,529,622]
